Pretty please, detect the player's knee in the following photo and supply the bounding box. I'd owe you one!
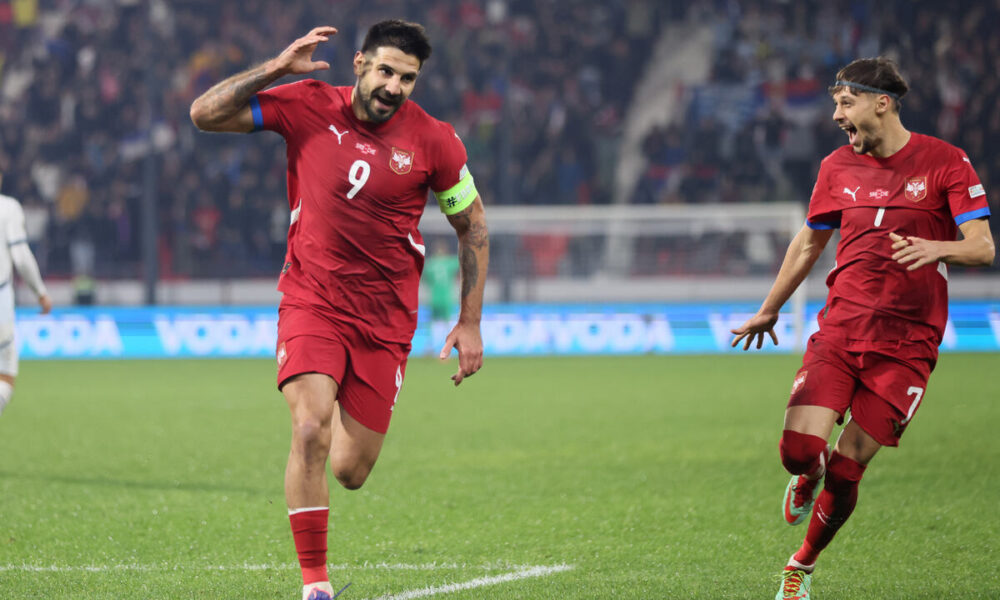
[823,452,866,494]
[290,415,332,457]
[779,429,828,475]
[331,463,371,490]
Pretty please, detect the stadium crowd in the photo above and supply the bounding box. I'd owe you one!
[0,0,666,278]
[0,0,996,280]
[637,0,1000,231]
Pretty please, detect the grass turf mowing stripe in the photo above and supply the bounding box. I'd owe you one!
[0,562,569,573]
[359,564,575,600]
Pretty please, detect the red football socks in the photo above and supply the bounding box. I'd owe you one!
[793,451,866,565]
[779,429,829,478]
[289,507,329,585]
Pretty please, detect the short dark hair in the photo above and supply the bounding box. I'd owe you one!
[829,57,909,112]
[361,19,432,66]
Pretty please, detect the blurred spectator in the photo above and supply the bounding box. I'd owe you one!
[1,0,996,281]
[73,272,96,305]
[638,0,1000,248]
[0,0,666,278]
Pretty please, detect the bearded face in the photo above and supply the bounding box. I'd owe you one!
[352,47,420,123]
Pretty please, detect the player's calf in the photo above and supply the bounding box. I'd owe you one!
[289,507,330,590]
[792,451,866,565]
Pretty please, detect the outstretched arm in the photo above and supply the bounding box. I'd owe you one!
[731,224,833,350]
[439,197,489,386]
[890,218,995,270]
[189,26,337,133]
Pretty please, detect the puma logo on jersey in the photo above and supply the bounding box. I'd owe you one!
[843,186,860,202]
[328,124,348,144]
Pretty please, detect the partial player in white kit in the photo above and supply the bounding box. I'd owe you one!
[0,171,52,416]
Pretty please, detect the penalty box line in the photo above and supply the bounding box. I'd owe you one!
[359,564,575,600]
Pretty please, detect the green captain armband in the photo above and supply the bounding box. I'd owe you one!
[434,168,478,215]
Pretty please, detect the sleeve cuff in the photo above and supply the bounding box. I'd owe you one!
[249,96,264,131]
[805,218,838,230]
[955,206,990,225]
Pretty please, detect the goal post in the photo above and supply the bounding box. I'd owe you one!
[418,202,811,351]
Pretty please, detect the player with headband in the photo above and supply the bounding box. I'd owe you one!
[732,57,994,599]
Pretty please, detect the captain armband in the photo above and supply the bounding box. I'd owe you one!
[434,165,478,215]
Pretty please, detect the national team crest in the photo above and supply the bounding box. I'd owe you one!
[390,147,413,174]
[791,370,808,395]
[904,176,927,202]
[276,342,287,368]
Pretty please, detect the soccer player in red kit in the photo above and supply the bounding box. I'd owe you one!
[731,58,994,600]
[190,21,489,600]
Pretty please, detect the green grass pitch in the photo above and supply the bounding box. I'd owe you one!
[1,354,998,599]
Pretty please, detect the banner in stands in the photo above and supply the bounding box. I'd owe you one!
[14,302,1000,359]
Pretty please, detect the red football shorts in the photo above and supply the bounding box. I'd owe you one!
[787,333,937,447]
[276,300,408,434]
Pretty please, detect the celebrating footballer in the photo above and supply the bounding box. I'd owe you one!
[731,57,994,600]
[191,20,488,600]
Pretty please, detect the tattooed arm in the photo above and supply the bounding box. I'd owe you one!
[439,197,490,386]
[189,26,338,133]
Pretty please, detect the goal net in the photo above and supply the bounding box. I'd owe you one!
[418,202,815,351]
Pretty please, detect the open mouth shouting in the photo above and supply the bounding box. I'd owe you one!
[841,122,859,147]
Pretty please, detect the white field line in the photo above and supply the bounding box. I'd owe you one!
[360,564,575,600]
[0,561,569,574]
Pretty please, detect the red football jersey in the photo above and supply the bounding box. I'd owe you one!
[806,133,990,344]
[250,81,469,346]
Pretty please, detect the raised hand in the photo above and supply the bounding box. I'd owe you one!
[190,26,339,132]
[273,26,338,76]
